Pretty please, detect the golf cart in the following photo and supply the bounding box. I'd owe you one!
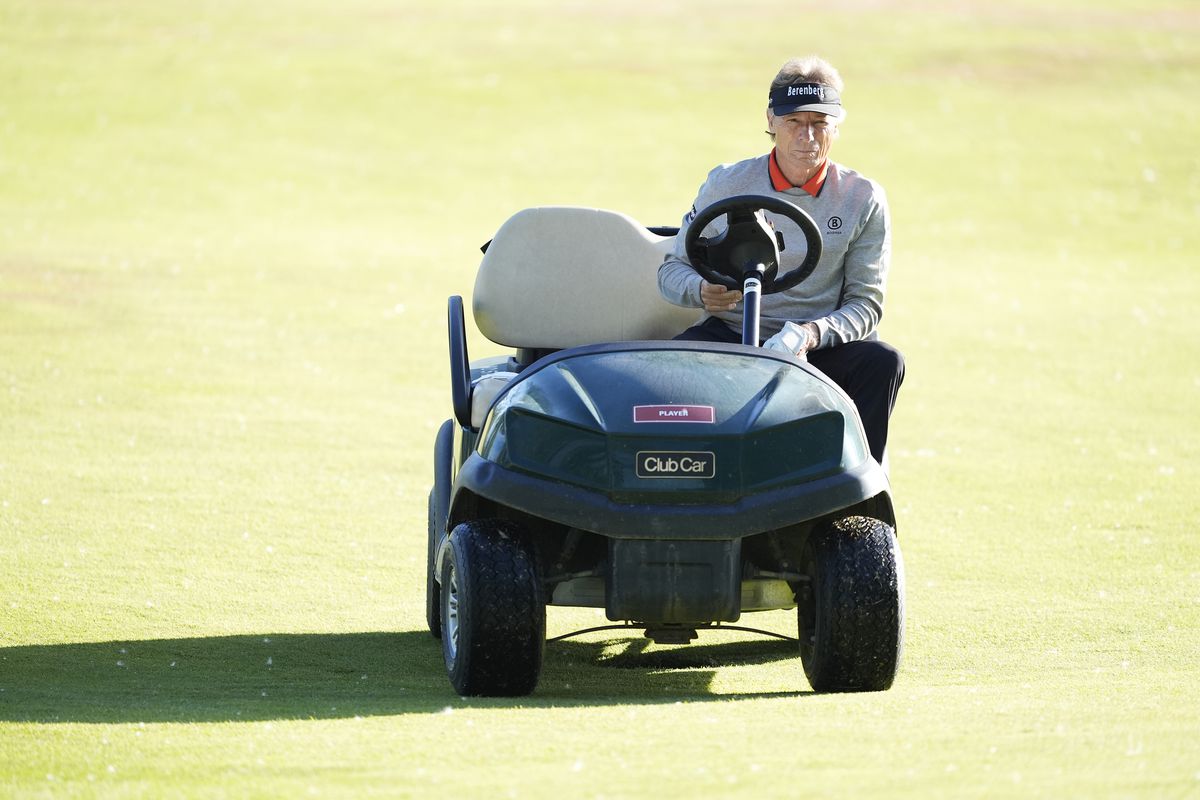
[426,195,904,696]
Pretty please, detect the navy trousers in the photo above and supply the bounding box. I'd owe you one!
[673,317,904,464]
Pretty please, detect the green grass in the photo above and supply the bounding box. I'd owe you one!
[2,0,1199,796]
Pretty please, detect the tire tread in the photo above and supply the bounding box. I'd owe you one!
[443,519,545,696]
[800,516,905,692]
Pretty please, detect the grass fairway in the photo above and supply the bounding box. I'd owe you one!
[2,0,1199,796]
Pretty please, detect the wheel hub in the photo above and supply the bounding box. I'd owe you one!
[446,564,461,660]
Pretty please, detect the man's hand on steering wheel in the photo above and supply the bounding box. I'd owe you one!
[700,280,742,312]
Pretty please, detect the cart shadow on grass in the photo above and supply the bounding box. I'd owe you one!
[0,630,809,724]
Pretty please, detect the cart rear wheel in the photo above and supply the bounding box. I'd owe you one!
[441,519,545,696]
[798,516,905,692]
[426,420,453,639]
[426,489,442,638]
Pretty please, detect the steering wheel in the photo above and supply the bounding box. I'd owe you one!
[684,194,823,293]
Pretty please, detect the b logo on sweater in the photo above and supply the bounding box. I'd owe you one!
[827,215,843,232]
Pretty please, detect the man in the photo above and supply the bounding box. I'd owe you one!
[658,55,904,465]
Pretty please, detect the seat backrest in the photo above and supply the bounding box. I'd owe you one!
[472,206,701,349]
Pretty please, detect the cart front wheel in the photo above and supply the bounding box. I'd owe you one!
[441,519,545,696]
[798,516,905,692]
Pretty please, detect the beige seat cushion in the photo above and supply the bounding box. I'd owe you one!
[472,207,701,349]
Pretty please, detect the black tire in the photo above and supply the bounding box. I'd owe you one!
[797,516,905,692]
[441,519,545,696]
[426,489,441,638]
[427,420,453,639]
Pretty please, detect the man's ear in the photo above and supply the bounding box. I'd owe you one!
[765,110,776,134]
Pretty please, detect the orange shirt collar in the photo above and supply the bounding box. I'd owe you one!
[769,148,829,196]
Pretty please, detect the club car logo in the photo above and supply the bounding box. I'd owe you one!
[636,451,716,479]
[633,404,716,424]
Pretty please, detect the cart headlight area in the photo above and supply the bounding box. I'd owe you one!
[486,407,858,500]
[503,410,611,490]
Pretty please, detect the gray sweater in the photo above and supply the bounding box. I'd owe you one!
[658,154,891,347]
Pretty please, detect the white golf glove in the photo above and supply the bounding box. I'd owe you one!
[762,321,814,358]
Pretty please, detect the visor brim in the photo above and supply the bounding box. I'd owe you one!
[770,102,844,119]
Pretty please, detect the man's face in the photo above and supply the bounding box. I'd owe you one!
[768,110,839,178]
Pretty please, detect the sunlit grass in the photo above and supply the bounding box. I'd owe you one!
[1,0,1198,797]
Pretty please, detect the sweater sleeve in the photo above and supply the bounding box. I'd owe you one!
[656,182,710,309]
[811,185,891,348]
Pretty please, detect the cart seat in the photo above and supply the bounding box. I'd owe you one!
[472,206,701,350]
